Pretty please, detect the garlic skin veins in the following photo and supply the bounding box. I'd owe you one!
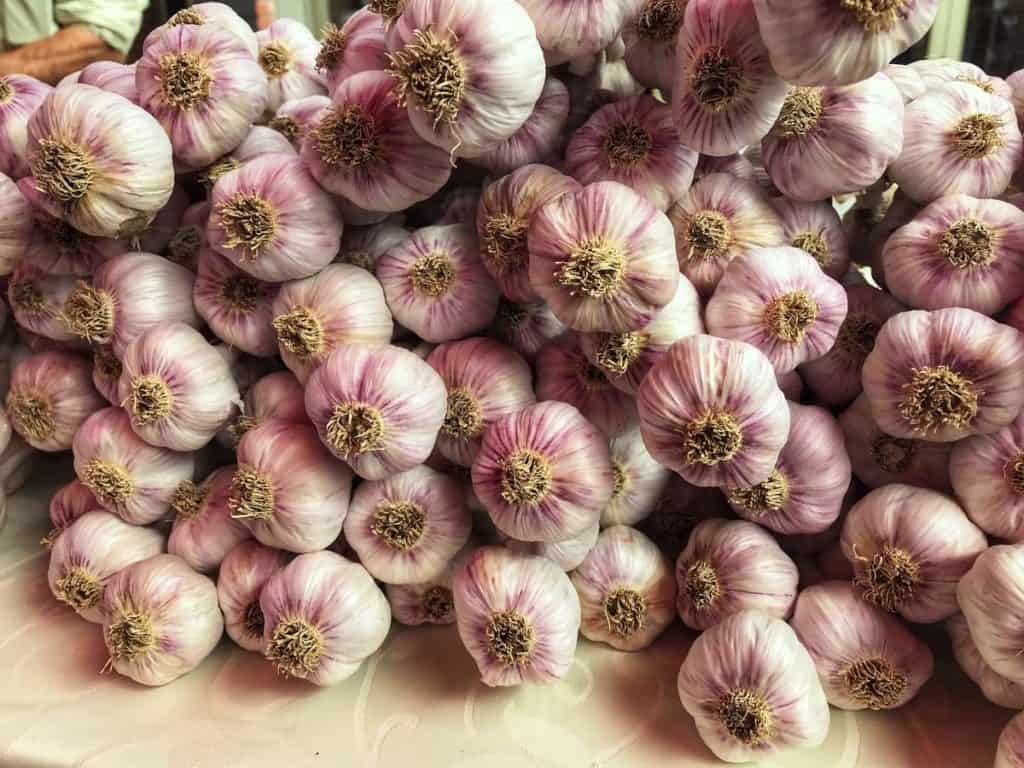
[169,465,252,574]
[257,18,326,113]
[475,76,569,176]
[957,544,1024,686]
[600,425,672,527]
[946,613,1024,709]
[505,520,599,572]
[217,540,289,652]
[0,74,52,180]
[385,545,474,627]
[772,197,851,281]
[193,247,279,358]
[950,413,1024,541]
[43,478,97,548]
[621,0,686,93]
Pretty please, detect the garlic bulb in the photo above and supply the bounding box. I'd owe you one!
[48,510,164,623]
[505,520,599,571]
[957,544,1024,685]
[194,248,279,358]
[622,0,685,92]
[272,263,392,384]
[772,198,850,280]
[336,223,409,275]
[427,337,534,467]
[799,284,905,408]
[726,402,850,535]
[912,58,1012,100]
[571,525,675,651]
[472,400,614,542]
[301,70,452,213]
[840,394,953,493]
[883,194,1024,315]
[601,426,672,527]
[377,224,499,343]
[23,207,124,277]
[305,344,446,480]
[490,299,566,361]
[269,94,331,150]
[453,545,580,686]
[385,545,474,626]
[0,172,31,275]
[706,246,847,374]
[950,414,1024,541]
[230,420,352,553]
[92,346,122,406]
[947,613,1024,709]
[474,76,569,176]
[257,19,325,113]
[842,484,987,622]
[164,202,209,271]
[566,94,697,211]
[146,2,258,57]
[889,84,1022,204]
[6,350,103,452]
[224,370,307,445]
[677,610,829,763]
[998,712,1024,768]
[169,466,252,573]
[517,0,637,65]
[119,323,239,451]
[315,8,388,93]
[8,264,77,342]
[668,173,785,298]
[208,154,342,282]
[752,0,938,86]
[344,464,471,584]
[638,334,790,488]
[529,181,678,332]
[436,187,482,226]
[0,74,51,179]
[675,518,798,630]
[21,84,173,239]
[43,479,97,548]
[73,407,194,525]
[1010,68,1024,127]
[62,251,199,355]
[673,0,787,157]
[260,550,390,685]
[197,125,296,192]
[862,308,1024,442]
[790,581,933,710]
[217,540,289,652]
[883,63,927,103]
[387,0,545,157]
[102,554,223,686]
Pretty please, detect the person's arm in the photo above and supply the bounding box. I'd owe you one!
[0,25,122,84]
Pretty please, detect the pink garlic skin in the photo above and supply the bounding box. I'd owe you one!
[194,248,279,358]
[669,173,785,299]
[884,194,1024,315]
[272,94,332,150]
[600,425,672,527]
[385,545,475,626]
[1008,68,1024,128]
[260,550,391,686]
[475,76,570,176]
[378,224,500,344]
[472,400,615,543]
[638,334,791,488]
[506,520,599,571]
[72,407,195,526]
[862,308,1024,442]
[753,0,939,86]
[842,484,987,623]
[233,420,353,553]
[23,207,125,277]
[695,152,757,182]
[344,464,472,584]
[336,223,409,276]
[304,344,447,480]
[890,84,1023,204]
[453,545,581,687]
[535,332,637,438]
[489,299,566,362]
[476,164,581,303]
[621,0,686,93]
[675,518,799,630]
[46,479,98,547]
[48,510,165,623]
[257,19,326,113]
[217,540,290,652]
[7,350,104,452]
[958,545,1024,687]
[947,613,1024,710]
[79,61,138,104]
[772,198,851,281]
[791,581,933,710]
[998,711,1024,768]
[0,74,51,179]
[951,413,1024,542]
[673,0,787,156]
[129,183,188,256]
[517,0,639,65]
[8,264,78,343]
[427,337,535,467]
[528,181,679,332]
[169,466,252,574]
[912,58,1013,101]
[102,554,223,686]
[677,610,829,763]
[839,394,953,493]
[144,2,259,57]
[272,263,393,384]
[231,125,295,161]
[208,155,342,283]
[882,64,927,103]
[164,201,210,272]
[222,370,308,446]
[92,345,123,405]
[565,94,697,211]
[317,8,388,94]
[0,172,32,275]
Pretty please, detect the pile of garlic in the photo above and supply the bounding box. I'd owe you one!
[3,0,1024,762]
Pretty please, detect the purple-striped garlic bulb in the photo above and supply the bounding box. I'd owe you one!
[269,94,331,150]
[336,222,409,275]
[0,74,51,179]
[217,540,289,652]
[622,0,686,93]
[196,125,296,192]
[958,544,1024,686]
[164,201,209,271]
[42,479,97,548]
[146,2,258,57]
[169,465,252,573]
[912,58,1012,100]
[257,19,325,113]
[385,546,474,626]
[601,426,672,527]
[315,8,389,93]
[0,172,31,275]
[224,370,307,446]
[883,63,926,103]
[8,263,77,342]
[193,248,279,358]
[772,198,850,281]
[23,207,124,277]
[516,0,637,65]
[947,613,1024,709]
[950,413,1024,542]
[474,76,569,176]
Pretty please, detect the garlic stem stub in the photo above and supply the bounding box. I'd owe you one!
[223,370,308,446]
[600,425,673,527]
[771,197,851,281]
[8,263,78,343]
[256,18,326,113]
[622,0,686,93]
[216,539,289,653]
[315,8,389,94]
[169,466,252,574]
[143,2,259,57]
[193,247,279,358]
[270,94,331,151]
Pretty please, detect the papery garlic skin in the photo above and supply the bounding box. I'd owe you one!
[8,264,77,343]
[257,19,325,113]
[194,248,279,358]
[842,484,987,623]
[529,181,678,332]
[224,370,307,446]
[102,554,223,686]
[44,479,98,548]
[638,334,790,488]
[270,94,331,151]
[673,0,787,157]
[92,346,122,406]
[677,610,829,763]
[490,299,566,362]
[471,401,614,543]
[884,63,927,103]
[169,466,252,573]
[22,206,124,278]
[889,84,1022,204]
[73,407,195,526]
[883,194,1024,315]
[260,550,390,685]
[163,201,209,272]
[912,58,1012,100]
[23,85,173,239]
[305,344,446,480]
[950,414,1024,542]
[571,525,676,650]
[385,546,473,626]
[997,712,1024,768]
[453,545,580,687]
[0,172,32,275]
[337,223,409,275]
[601,426,672,527]
[315,8,388,93]
[947,613,1024,709]
[475,76,569,176]
[217,540,290,652]
[957,545,1024,686]
[506,520,599,572]
[753,0,939,86]
[675,518,798,630]
[0,74,51,179]
[790,581,933,710]
[517,0,637,65]
[862,308,1024,442]
[48,510,165,623]
[772,198,850,281]
[146,2,259,57]
[622,0,686,92]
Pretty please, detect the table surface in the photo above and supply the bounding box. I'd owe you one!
[0,458,1013,768]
